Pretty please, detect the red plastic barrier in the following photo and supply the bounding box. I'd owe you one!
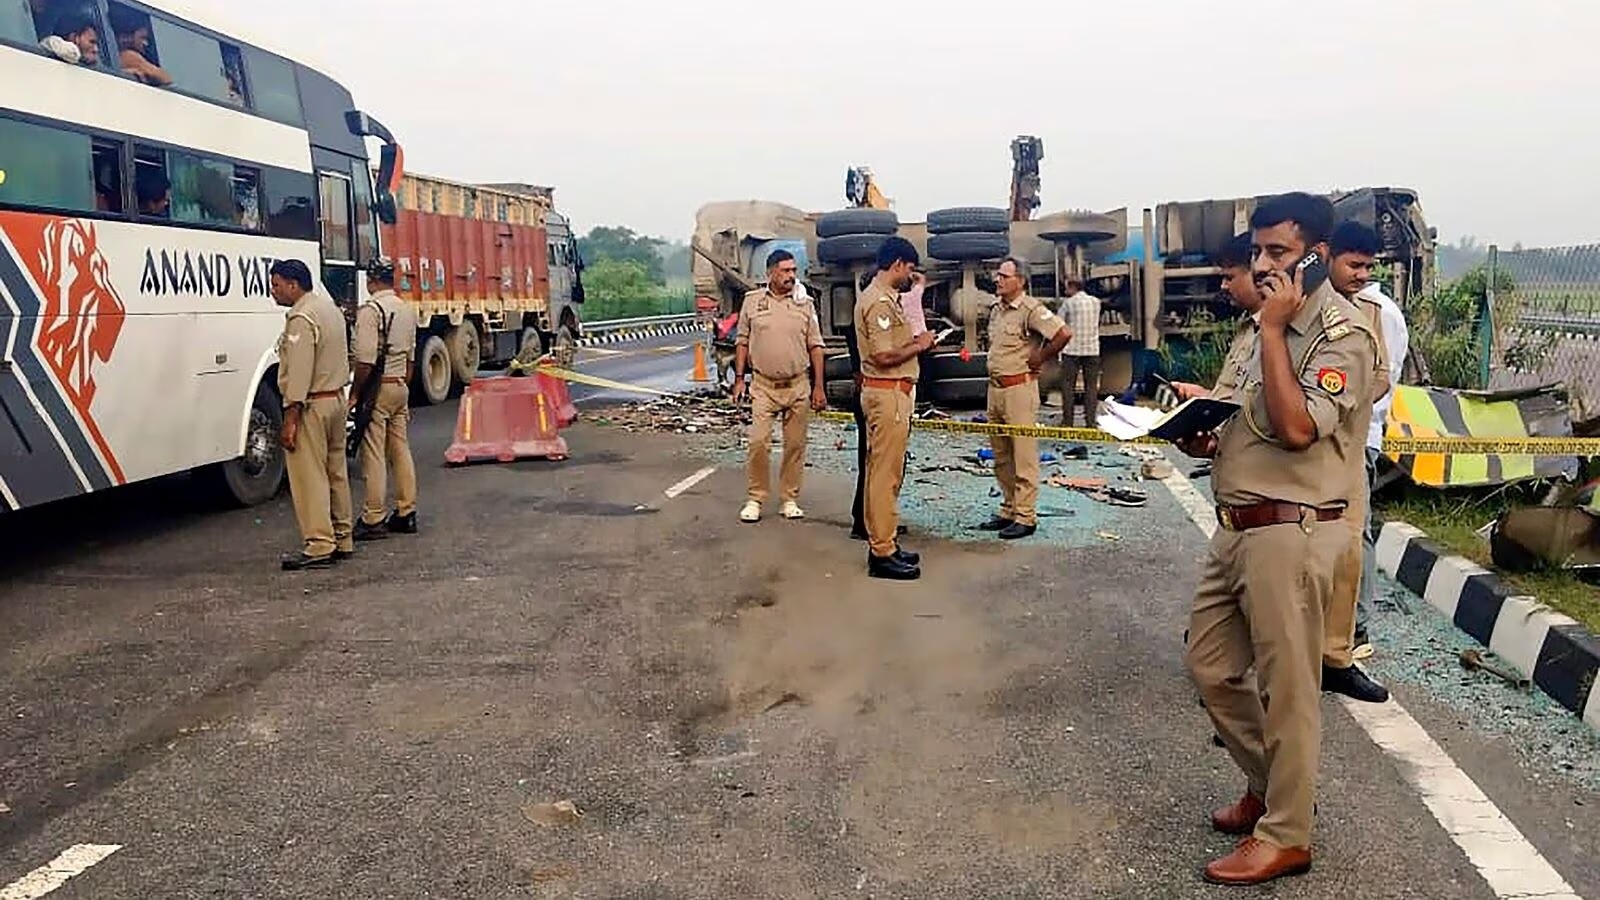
[444,372,576,465]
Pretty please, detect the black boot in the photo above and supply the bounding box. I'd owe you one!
[388,511,419,534]
[354,519,390,542]
[281,551,335,571]
[1322,663,1390,703]
[998,522,1037,540]
[868,552,920,581]
[977,516,1014,532]
[893,546,920,566]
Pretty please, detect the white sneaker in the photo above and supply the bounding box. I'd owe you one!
[780,501,805,520]
[740,500,761,523]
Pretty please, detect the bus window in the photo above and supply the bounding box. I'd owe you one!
[241,46,301,125]
[233,166,261,231]
[318,171,353,262]
[262,169,316,241]
[0,116,95,213]
[350,159,376,266]
[167,151,235,227]
[147,14,232,103]
[0,0,35,44]
[132,146,170,218]
[91,139,124,213]
[106,3,170,87]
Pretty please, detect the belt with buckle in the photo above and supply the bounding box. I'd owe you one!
[861,376,915,395]
[990,372,1035,389]
[307,389,343,400]
[1216,501,1344,532]
[756,373,798,390]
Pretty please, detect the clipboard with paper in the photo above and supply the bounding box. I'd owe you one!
[1097,397,1240,442]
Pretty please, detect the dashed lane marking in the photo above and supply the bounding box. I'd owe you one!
[1158,464,1583,900]
[1,844,122,900]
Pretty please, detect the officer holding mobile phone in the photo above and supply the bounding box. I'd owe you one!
[1177,192,1381,886]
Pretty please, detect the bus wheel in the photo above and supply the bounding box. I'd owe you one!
[445,323,480,386]
[415,335,452,405]
[201,382,284,507]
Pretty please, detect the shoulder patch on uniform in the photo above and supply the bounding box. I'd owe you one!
[876,313,892,331]
[1326,324,1351,340]
[1317,367,1348,395]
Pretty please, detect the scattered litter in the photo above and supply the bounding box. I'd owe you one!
[0,802,10,814]
[522,799,584,827]
[1097,531,1123,541]
[1141,459,1175,480]
[591,394,741,435]
[1459,648,1532,690]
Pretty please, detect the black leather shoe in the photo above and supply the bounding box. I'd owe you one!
[868,552,920,581]
[354,520,389,542]
[893,546,920,566]
[998,522,1037,540]
[1323,663,1390,703]
[977,516,1014,532]
[333,548,355,561]
[281,552,335,571]
[387,511,419,534]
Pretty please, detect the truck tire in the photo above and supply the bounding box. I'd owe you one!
[415,334,452,405]
[552,321,578,368]
[816,209,899,239]
[928,206,1009,235]
[445,322,481,386]
[818,234,888,266]
[197,380,284,507]
[928,231,1010,262]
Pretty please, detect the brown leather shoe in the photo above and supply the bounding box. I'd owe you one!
[1211,791,1267,835]
[1203,837,1312,885]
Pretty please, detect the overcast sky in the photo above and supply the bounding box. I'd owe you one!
[198,0,1597,248]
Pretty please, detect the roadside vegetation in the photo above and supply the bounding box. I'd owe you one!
[577,226,694,320]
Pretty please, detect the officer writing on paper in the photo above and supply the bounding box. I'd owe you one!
[976,257,1071,540]
[733,249,827,523]
[1175,193,1378,885]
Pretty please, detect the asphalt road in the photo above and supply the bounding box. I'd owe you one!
[0,338,1597,898]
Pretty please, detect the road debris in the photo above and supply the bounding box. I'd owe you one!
[590,395,741,435]
[522,799,584,827]
[1459,648,1532,690]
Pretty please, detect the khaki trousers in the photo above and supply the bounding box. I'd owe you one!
[861,385,912,558]
[746,376,811,504]
[1323,489,1367,668]
[987,381,1041,526]
[360,382,418,525]
[286,394,354,557]
[1186,516,1343,850]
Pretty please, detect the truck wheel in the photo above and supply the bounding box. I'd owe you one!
[816,209,899,239]
[928,231,1010,262]
[818,234,888,265]
[198,381,284,507]
[445,322,481,386]
[928,207,1009,235]
[415,334,452,405]
[553,322,578,367]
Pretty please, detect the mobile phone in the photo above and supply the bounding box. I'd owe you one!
[1255,249,1328,295]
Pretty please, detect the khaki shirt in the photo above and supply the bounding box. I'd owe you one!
[986,293,1064,377]
[276,291,351,406]
[354,289,419,375]
[735,288,824,380]
[1352,293,1391,403]
[1211,282,1380,508]
[1209,321,1258,400]
[854,280,919,381]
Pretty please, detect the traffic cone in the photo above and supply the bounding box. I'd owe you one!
[691,341,711,382]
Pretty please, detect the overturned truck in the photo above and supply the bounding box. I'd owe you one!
[692,187,1435,408]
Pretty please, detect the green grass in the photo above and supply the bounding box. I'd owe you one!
[1378,492,1600,632]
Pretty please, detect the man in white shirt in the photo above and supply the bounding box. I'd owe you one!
[1055,278,1103,427]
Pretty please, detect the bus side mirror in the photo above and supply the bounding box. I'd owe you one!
[374,143,404,226]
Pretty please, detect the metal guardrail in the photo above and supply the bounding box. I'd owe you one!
[1518,314,1600,336]
[581,313,701,335]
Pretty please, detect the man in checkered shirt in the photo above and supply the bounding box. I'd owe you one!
[1055,278,1105,427]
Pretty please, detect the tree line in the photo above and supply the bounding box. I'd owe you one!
[576,225,693,320]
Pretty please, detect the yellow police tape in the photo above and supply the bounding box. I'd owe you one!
[531,365,1600,457]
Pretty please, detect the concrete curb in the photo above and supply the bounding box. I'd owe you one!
[577,321,705,348]
[1374,520,1600,730]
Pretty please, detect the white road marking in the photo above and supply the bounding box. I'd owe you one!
[1158,463,1582,900]
[1,844,122,900]
[663,466,716,500]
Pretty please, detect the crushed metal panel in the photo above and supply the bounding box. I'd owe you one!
[1385,384,1582,487]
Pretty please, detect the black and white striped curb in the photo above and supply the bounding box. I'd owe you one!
[1374,520,1600,729]
[577,321,707,348]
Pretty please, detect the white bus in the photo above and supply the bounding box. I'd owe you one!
[0,0,402,513]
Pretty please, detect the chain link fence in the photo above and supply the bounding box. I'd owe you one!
[1487,243,1600,422]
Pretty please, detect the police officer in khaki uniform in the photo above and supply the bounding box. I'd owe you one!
[352,259,421,541]
[1179,194,1380,886]
[977,257,1071,539]
[1321,220,1395,703]
[269,259,355,571]
[853,237,934,580]
[733,249,827,523]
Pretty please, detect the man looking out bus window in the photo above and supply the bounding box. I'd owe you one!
[110,7,171,86]
[39,9,99,66]
[270,260,355,571]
